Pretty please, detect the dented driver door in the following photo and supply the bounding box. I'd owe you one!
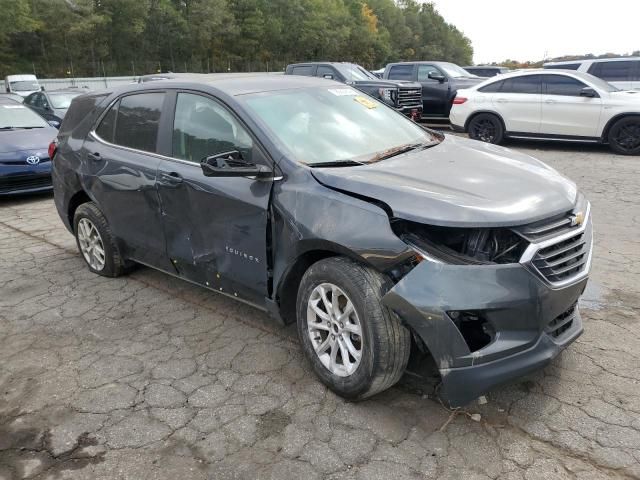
[156,92,273,306]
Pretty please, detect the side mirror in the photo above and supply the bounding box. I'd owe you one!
[428,72,446,83]
[201,150,272,178]
[580,87,598,98]
[48,120,60,129]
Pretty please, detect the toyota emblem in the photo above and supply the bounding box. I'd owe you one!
[26,155,40,165]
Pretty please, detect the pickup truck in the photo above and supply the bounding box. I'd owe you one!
[383,61,483,118]
[286,62,423,120]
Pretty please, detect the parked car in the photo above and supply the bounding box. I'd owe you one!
[285,62,422,120]
[543,57,640,90]
[52,75,591,407]
[0,101,57,195]
[383,61,483,118]
[23,88,86,126]
[450,69,640,155]
[0,92,25,103]
[463,66,510,77]
[4,74,41,97]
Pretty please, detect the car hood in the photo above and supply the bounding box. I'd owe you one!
[310,135,578,227]
[0,127,57,153]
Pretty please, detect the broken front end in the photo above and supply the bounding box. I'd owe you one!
[383,202,593,407]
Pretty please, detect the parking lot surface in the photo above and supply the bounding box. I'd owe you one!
[1,140,639,479]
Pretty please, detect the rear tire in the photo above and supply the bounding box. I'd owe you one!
[73,202,127,277]
[468,113,504,144]
[608,117,640,155]
[296,257,411,400]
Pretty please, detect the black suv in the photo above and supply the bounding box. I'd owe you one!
[286,62,422,120]
[52,75,591,407]
[383,61,483,118]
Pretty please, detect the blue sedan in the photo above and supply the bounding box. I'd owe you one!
[0,98,58,195]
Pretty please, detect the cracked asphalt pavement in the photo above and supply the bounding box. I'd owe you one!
[1,140,639,479]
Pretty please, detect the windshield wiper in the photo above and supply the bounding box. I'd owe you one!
[308,159,366,168]
[368,142,436,162]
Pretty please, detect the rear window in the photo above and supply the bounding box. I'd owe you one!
[545,63,581,70]
[60,93,109,137]
[387,65,414,81]
[291,65,314,76]
[588,61,638,81]
[113,93,164,153]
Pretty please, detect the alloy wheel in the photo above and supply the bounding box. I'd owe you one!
[77,218,106,271]
[613,122,640,152]
[471,119,497,143]
[306,283,363,377]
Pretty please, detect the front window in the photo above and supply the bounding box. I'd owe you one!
[9,81,39,92]
[0,104,48,129]
[334,64,378,81]
[242,86,440,166]
[438,63,477,78]
[49,92,82,109]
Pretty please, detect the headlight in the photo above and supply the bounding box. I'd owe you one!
[378,88,397,105]
[392,219,528,265]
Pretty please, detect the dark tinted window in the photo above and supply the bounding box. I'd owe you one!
[316,65,338,79]
[113,93,164,153]
[95,100,118,143]
[172,93,254,164]
[291,65,314,76]
[387,65,414,81]
[479,80,504,92]
[588,61,637,81]
[24,93,37,106]
[545,63,580,70]
[500,75,541,94]
[543,75,588,96]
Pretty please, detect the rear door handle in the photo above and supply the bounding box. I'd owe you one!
[159,171,183,185]
[87,152,102,162]
[496,98,508,103]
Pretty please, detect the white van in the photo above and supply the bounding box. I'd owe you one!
[543,57,640,90]
[4,74,41,97]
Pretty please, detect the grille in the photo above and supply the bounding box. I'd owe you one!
[546,304,577,339]
[531,230,589,283]
[0,174,52,193]
[397,87,422,108]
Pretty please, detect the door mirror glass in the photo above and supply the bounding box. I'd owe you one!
[201,150,272,178]
[428,72,446,83]
[580,87,598,98]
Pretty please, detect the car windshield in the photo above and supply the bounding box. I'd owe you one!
[49,92,82,109]
[242,86,440,165]
[9,81,39,92]
[0,104,48,129]
[334,64,378,81]
[439,63,478,78]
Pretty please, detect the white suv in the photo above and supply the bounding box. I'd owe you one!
[543,57,640,90]
[449,69,640,155]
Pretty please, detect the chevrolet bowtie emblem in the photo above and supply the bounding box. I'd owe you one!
[570,211,585,227]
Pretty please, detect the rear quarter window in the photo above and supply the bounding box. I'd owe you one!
[479,80,504,93]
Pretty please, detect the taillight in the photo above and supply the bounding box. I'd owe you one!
[452,96,468,105]
[48,138,58,160]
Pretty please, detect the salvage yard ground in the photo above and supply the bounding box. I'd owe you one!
[1,140,639,479]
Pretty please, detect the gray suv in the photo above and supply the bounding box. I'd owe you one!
[51,76,592,407]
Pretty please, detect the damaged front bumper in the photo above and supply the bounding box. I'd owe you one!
[382,258,588,408]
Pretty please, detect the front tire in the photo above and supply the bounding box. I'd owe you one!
[468,113,504,144]
[296,257,411,400]
[608,117,640,155]
[73,202,127,277]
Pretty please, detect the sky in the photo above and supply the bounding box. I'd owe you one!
[430,0,640,64]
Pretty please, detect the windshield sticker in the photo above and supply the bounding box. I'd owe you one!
[353,96,378,109]
[2,105,26,109]
[328,88,358,96]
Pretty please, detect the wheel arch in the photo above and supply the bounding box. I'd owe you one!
[67,189,92,233]
[601,113,640,142]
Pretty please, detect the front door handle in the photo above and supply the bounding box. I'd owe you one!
[545,99,557,104]
[159,171,183,185]
[87,152,102,162]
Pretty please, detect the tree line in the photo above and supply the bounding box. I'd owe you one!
[0,0,473,78]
